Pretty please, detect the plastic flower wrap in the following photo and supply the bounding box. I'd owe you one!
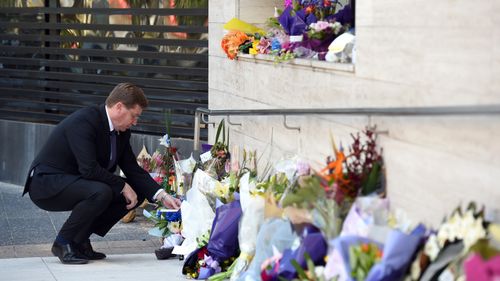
[229,172,265,281]
[223,18,266,36]
[340,196,390,238]
[190,200,242,280]
[174,154,197,196]
[281,175,342,241]
[174,182,215,257]
[275,227,328,280]
[238,218,297,281]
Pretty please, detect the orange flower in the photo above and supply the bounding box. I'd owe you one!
[319,150,346,182]
[361,243,370,253]
[376,249,383,259]
[221,31,249,60]
[168,175,175,186]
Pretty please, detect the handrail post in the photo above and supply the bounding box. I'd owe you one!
[193,109,201,155]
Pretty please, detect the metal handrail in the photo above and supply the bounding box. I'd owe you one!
[193,104,500,151]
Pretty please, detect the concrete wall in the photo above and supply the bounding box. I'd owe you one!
[0,120,194,186]
[209,0,500,226]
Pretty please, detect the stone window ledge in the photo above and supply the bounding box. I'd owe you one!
[237,54,355,73]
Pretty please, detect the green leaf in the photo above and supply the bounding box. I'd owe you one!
[215,119,224,144]
[356,267,366,281]
[304,253,316,278]
[361,161,381,195]
[348,246,357,271]
[290,259,308,280]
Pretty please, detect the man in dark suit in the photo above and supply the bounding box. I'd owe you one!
[23,83,181,264]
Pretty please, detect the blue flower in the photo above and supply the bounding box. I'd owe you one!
[271,39,282,51]
[165,210,182,222]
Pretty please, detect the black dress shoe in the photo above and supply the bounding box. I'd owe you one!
[51,241,88,264]
[154,247,175,260]
[76,239,106,260]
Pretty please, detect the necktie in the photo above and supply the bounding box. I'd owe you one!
[108,130,117,170]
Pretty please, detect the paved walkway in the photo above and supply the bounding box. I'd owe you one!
[0,254,186,281]
[0,182,188,280]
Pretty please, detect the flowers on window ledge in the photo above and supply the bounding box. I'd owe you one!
[221,0,355,63]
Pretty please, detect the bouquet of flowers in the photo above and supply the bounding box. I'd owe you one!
[318,128,384,219]
[407,202,493,281]
[137,133,179,194]
[143,207,184,260]
[285,0,343,22]
[349,242,383,281]
[144,208,182,238]
[221,30,250,60]
[200,119,230,181]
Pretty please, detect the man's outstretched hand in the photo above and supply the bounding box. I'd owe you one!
[159,191,181,209]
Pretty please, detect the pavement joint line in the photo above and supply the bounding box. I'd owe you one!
[42,256,58,281]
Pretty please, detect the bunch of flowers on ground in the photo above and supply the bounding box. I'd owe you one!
[170,121,499,281]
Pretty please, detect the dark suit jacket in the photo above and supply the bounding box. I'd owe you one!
[23,104,158,201]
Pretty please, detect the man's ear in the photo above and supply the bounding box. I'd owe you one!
[115,102,124,111]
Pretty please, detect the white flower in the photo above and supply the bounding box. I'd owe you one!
[314,266,325,279]
[167,221,182,234]
[437,222,452,247]
[424,234,440,261]
[457,210,476,240]
[462,217,486,251]
[331,22,343,34]
[158,133,171,147]
[410,258,421,280]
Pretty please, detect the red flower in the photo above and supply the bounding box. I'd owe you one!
[197,246,208,260]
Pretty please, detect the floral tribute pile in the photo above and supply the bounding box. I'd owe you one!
[143,121,500,280]
[137,131,196,259]
[221,0,356,63]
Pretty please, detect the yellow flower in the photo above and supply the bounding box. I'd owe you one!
[214,181,226,198]
[249,39,260,55]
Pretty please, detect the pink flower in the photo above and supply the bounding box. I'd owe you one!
[312,21,331,32]
[153,176,163,184]
[284,0,293,7]
[258,38,271,54]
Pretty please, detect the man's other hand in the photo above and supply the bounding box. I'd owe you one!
[122,183,138,210]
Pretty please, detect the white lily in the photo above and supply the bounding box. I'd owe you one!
[158,133,171,147]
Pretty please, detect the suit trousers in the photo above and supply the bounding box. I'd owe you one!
[30,176,145,243]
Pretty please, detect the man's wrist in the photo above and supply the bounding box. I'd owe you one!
[156,190,167,202]
[153,189,164,201]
